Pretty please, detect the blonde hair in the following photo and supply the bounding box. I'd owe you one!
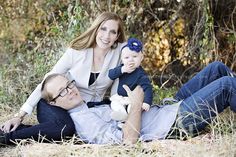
[70,12,126,50]
[41,74,64,102]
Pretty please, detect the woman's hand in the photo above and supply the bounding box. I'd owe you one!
[0,117,22,133]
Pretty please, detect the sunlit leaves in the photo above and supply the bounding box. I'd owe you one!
[143,18,189,73]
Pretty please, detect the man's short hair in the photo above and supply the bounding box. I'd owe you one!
[41,73,64,102]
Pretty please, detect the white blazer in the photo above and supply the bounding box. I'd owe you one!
[21,43,125,114]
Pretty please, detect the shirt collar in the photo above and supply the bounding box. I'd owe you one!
[68,101,88,113]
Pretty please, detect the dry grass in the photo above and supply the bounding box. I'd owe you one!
[0,133,235,157]
[0,108,235,157]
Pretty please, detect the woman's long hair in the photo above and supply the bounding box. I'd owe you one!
[70,12,126,50]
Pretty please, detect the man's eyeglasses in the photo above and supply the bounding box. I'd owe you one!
[51,80,76,102]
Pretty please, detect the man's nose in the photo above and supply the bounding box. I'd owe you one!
[67,88,74,94]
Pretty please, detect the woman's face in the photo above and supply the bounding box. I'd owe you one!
[95,19,119,50]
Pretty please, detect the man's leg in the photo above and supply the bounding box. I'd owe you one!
[176,76,236,137]
[175,61,235,100]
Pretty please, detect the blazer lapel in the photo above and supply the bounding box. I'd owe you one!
[98,49,113,78]
[77,48,93,88]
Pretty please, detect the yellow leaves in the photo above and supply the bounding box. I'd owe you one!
[143,21,169,72]
[173,18,185,36]
[142,18,188,74]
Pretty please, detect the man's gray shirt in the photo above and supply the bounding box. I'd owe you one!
[69,102,180,144]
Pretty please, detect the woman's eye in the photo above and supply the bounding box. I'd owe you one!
[100,27,106,31]
[111,30,117,34]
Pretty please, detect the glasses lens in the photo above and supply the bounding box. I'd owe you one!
[52,80,75,101]
[60,88,68,97]
[68,80,75,89]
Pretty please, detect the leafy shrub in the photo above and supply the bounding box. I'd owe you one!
[1,0,236,108]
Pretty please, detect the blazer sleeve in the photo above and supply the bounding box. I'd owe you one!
[20,48,74,114]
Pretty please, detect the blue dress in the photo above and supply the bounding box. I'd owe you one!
[108,65,153,105]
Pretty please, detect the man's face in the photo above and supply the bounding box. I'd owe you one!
[121,47,143,69]
[46,76,83,110]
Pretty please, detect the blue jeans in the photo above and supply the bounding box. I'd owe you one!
[174,61,236,137]
[5,99,75,144]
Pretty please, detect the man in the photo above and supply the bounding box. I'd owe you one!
[40,74,180,144]
[0,74,146,145]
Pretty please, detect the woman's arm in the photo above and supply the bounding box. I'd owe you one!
[20,48,75,115]
[1,49,75,132]
[122,85,144,144]
[1,48,76,133]
[0,110,27,133]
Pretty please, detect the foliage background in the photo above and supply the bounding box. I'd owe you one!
[0,0,236,109]
[0,0,236,156]
[1,0,236,108]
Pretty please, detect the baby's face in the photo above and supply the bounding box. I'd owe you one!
[121,47,143,68]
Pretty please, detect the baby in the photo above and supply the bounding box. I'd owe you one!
[108,38,153,121]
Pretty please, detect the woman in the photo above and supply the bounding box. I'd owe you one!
[0,12,126,143]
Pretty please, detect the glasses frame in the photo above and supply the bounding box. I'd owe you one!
[51,80,76,102]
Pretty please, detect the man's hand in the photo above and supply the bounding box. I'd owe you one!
[121,63,136,74]
[122,85,144,144]
[0,117,21,133]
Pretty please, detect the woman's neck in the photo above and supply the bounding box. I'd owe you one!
[93,45,110,56]
[92,46,110,72]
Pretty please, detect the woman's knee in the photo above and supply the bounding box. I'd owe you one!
[57,119,75,136]
[37,99,76,136]
[37,98,71,122]
[37,99,50,114]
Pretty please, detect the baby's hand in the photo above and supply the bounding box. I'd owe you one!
[142,103,150,111]
[121,63,136,73]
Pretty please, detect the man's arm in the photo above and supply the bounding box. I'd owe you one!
[122,85,144,144]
